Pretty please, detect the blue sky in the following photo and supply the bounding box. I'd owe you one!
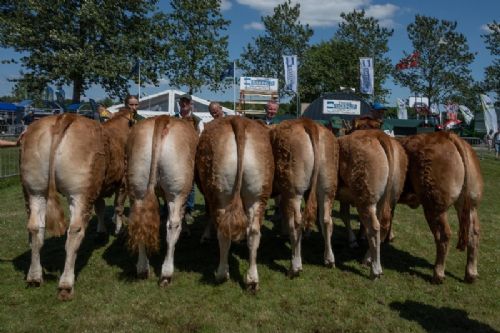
[0,0,498,107]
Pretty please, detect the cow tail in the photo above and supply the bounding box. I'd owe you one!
[128,116,169,253]
[218,118,248,241]
[377,134,395,240]
[302,119,320,230]
[45,114,74,236]
[449,133,472,251]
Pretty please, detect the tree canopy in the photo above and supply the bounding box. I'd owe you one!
[238,0,313,97]
[335,10,394,102]
[0,0,168,103]
[164,0,230,94]
[482,21,500,100]
[393,15,475,107]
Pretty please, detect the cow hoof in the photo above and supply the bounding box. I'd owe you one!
[324,261,335,269]
[57,287,74,301]
[26,279,42,287]
[137,270,149,280]
[370,273,382,280]
[246,282,259,294]
[158,276,172,288]
[287,268,301,279]
[431,274,445,284]
[214,271,229,283]
[464,273,478,284]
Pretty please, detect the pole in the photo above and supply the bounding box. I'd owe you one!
[138,60,141,99]
[233,61,236,113]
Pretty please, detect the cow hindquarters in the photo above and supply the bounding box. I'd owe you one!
[26,195,47,286]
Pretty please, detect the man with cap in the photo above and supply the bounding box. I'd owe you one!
[263,100,279,125]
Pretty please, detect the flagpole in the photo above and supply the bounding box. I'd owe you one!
[232,61,236,113]
[138,60,141,98]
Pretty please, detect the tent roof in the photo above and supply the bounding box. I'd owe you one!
[0,102,18,111]
[302,92,372,122]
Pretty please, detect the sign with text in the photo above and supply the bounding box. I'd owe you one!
[323,99,361,115]
[240,77,278,94]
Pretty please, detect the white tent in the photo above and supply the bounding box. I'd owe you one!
[109,89,235,123]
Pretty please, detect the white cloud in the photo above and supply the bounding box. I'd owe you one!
[481,24,493,33]
[236,0,399,28]
[243,21,265,30]
[221,0,232,11]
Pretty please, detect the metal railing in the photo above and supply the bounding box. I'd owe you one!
[0,137,20,179]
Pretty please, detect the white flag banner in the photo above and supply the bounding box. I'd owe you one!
[396,98,407,119]
[359,57,374,95]
[480,94,498,134]
[283,55,298,93]
[458,105,474,125]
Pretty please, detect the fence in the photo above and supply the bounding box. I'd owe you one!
[0,138,20,179]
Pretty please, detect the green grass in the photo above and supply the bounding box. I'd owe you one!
[0,157,499,332]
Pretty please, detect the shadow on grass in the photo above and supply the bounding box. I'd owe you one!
[390,300,498,333]
[12,214,110,283]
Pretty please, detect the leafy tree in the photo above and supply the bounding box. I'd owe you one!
[481,21,500,101]
[299,40,362,102]
[238,0,313,97]
[164,0,230,94]
[0,0,167,103]
[335,10,394,102]
[393,15,475,108]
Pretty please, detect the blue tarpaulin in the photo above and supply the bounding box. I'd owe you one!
[0,102,18,112]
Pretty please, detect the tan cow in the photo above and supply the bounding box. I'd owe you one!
[196,116,274,291]
[271,118,339,276]
[20,109,134,300]
[398,131,483,283]
[127,115,198,286]
[336,129,408,278]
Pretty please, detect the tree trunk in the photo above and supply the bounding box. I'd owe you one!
[72,76,83,104]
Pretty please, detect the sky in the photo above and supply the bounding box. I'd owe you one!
[0,0,498,107]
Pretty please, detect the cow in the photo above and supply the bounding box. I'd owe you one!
[271,118,339,276]
[196,116,274,291]
[398,131,483,283]
[336,129,408,278]
[126,115,198,286]
[20,109,134,300]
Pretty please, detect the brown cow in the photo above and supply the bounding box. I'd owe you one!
[336,129,408,278]
[271,118,339,276]
[126,115,198,286]
[20,109,134,300]
[196,116,274,291]
[398,131,483,283]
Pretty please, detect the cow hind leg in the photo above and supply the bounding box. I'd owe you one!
[340,202,358,248]
[318,193,335,267]
[358,205,382,279]
[462,206,480,283]
[113,183,127,235]
[425,209,451,284]
[26,195,47,286]
[58,197,89,301]
[136,244,150,279]
[215,228,231,283]
[245,200,263,292]
[94,197,108,244]
[286,196,303,277]
[160,198,184,287]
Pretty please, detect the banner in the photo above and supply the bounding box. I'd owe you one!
[396,98,407,119]
[359,57,374,95]
[283,55,298,93]
[220,62,235,81]
[480,94,498,134]
[458,105,474,125]
[323,99,361,115]
[240,77,278,94]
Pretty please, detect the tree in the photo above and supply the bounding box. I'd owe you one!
[299,40,362,102]
[164,0,230,94]
[393,15,475,107]
[482,21,500,101]
[335,10,394,102]
[238,0,313,97]
[0,0,167,103]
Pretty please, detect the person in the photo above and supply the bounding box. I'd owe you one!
[208,101,224,119]
[176,94,203,236]
[22,110,35,129]
[494,130,500,159]
[263,100,279,125]
[125,94,144,121]
[370,102,387,120]
[487,129,494,152]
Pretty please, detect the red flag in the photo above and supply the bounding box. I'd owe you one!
[396,51,420,70]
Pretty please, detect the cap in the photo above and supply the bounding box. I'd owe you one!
[180,94,192,101]
[372,102,387,110]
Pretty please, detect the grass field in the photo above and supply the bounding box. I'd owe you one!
[0,153,499,332]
